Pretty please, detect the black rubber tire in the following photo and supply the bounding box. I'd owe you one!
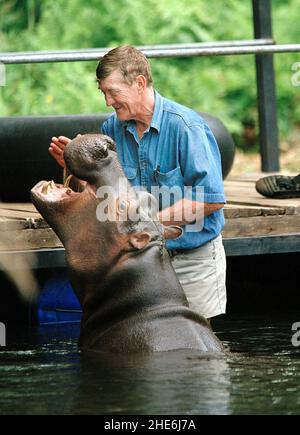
[0,113,235,202]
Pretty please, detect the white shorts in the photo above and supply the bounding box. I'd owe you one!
[170,235,227,319]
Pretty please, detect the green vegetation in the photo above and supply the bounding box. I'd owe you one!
[0,0,299,149]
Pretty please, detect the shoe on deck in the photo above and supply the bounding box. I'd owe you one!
[255,174,300,199]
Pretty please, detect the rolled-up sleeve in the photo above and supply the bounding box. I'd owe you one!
[100,119,111,137]
[179,123,226,204]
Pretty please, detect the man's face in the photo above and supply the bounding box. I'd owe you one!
[98,69,141,121]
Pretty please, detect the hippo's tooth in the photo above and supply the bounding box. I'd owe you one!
[64,175,72,188]
[41,182,50,194]
[41,181,56,195]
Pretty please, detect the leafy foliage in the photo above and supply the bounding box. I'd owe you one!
[0,0,299,148]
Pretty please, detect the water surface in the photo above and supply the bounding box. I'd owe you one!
[0,317,299,415]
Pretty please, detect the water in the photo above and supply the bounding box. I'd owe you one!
[0,317,299,415]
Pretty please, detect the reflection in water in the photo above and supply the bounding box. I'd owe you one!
[0,319,300,415]
[73,351,230,415]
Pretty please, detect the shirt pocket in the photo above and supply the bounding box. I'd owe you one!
[154,166,184,189]
[154,167,184,208]
[122,165,138,184]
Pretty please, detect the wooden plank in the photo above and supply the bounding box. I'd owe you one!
[225,185,300,210]
[223,215,300,238]
[224,179,300,212]
[224,204,285,218]
[0,175,300,252]
[223,234,300,256]
[227,172,293,182]
[2,235,300,267]
[2,215,300,251]
[0,228,62,251]
[0,203,37,213]
[225,206,262,219]
[225,179,259,186]
[224,185,300,202]
[0,217,30,231]
[0,208,41,220]
[226,197,300,211]
[224,180,300,202]
[225,183,300,202]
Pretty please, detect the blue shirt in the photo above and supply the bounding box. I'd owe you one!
[101,90,226,250]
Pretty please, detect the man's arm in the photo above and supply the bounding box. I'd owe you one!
[158,199,224,227]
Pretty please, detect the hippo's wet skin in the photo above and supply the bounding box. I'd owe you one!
[31,134,223,354]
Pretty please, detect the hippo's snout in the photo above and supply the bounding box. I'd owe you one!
[63,134,116,183]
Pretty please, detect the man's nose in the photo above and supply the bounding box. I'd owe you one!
[105,94,115,107]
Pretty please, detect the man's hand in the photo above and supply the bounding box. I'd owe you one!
[49,134,82,168]
[158,199,225,227]
[49,136,72,169]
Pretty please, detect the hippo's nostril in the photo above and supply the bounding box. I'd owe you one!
[99,144,108,159]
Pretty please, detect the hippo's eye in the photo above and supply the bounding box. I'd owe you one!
[119,201,127,212]
[117,199,129,215]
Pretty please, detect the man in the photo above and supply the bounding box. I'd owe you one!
[49,45,227,321]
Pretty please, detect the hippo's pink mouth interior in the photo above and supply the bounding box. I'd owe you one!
[33,176,87,203]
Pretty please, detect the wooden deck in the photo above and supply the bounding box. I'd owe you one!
[1,174,300,267]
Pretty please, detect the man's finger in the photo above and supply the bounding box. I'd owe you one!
[49,147,63,160]
[58,136,72,144]
[50,144,64,155]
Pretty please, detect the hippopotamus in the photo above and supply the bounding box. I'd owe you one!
[31,134,223,354]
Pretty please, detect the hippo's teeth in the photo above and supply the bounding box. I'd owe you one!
[41,181,56,195]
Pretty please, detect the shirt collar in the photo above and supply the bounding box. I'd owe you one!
[149,90,163,133]
[123,90,163,134]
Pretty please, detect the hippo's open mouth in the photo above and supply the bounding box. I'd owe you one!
[32,176,86,204]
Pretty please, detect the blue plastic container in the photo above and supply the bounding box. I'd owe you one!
[36,273,82,325]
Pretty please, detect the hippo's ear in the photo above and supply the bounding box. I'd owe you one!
[130,232,152,250]
[163,225,183,240]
